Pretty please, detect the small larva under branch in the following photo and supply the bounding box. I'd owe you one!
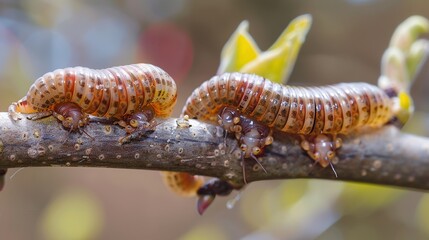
[8,64,177,136]
[161,172,205,197]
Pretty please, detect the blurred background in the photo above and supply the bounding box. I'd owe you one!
[1,0,429,239]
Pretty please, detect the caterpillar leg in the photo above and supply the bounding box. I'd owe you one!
[217,107,243,150]
[218,107,242,137]
[118,107,157,144]
[218,107,273,157]
[239,130,273,183]
[26,111,53,120]
[218,107,273,183]
[300,134,342,177]
[161,172,205,197]
[9,100,89,132]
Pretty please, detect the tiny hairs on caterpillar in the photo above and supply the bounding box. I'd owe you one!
[9,63,177,136]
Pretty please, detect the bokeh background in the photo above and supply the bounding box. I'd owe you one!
[1,1,429,239]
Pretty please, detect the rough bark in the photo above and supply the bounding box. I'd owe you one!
[0,112,428,190]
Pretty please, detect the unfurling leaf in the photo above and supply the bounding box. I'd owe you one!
[218,14,312,84]
[378,15,429,125]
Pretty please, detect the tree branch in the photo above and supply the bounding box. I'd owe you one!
[0,112,428,190]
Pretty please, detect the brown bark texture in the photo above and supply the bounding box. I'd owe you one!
[0,112,428,190]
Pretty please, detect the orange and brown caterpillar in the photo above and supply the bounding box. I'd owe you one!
[183,72,392,167]
[8,64,177,134]
[167,72,394,213]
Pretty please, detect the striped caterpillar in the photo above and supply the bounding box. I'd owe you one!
[8,63,202,203]
[8,64,177,137]
[183,72,392,167]
[169,72,394,213]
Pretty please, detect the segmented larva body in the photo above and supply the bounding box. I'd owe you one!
[167,72,395,208]
[182,72,393,168]
[183,72,392,135]
[12,63,176,118]
[9,64,177,131]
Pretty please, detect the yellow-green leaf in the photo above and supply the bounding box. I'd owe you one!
[379,48,408,91]
[268,14,312,51]
[217,21,260,74]
[240,37,299,83]
[378,15,429,126]
[240,14,312,84]
[217,15,312,84]
[390,15,429,52]
[407,39,429,82]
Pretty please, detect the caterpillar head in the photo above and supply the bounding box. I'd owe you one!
[53,102,88,131]
[239,125,273,158]
[301,135,342,168]
[240,130,273,158]
[218,107,241,133]
[123,107,156,133]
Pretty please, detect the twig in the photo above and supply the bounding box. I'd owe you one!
[0,112,428,190]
